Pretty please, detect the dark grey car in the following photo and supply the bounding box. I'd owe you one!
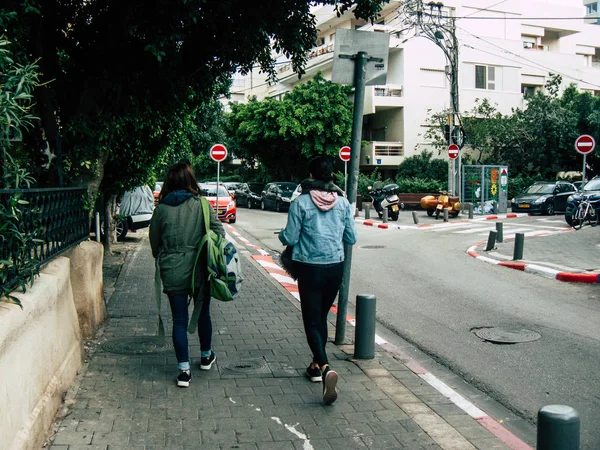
[511,181,576,215]
[261,182,298,212]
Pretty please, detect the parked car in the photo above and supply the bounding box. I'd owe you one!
[511,181,577,215]
[261,182,298,212]
[198,183,237,223]
[235,182,265,208]
[564,177,600,226]
[203,181,241,198]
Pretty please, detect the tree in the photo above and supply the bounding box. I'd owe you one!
[227,73,354,180]
[397,150,447,181]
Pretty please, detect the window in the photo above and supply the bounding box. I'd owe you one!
[521,84,538,99]
[586,3,598,14]
[475,65,496,90]
[315,37,325,47]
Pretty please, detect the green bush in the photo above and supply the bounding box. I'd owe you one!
[397,151,448,182]
[394,177,446,193]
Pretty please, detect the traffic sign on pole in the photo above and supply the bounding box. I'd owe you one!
[448,144,459,160]
[574,135,595,155]
[210,144,228,162]
[339,146,351,162]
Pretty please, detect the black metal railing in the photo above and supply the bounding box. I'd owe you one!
[0,187,89,293]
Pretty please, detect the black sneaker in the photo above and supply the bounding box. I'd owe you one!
[177,370,191,388]
[200,351,216,370]
[306,365,322,383]
[322,366,338,405]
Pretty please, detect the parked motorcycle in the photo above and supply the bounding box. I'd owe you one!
[420,191,461,219]
[369,183,400,221]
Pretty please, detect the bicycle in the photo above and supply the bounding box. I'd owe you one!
[571,196,599,230]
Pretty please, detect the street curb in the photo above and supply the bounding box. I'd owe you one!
[466,243,600,284]
[355,211,526,230]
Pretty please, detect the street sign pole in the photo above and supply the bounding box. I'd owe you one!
[344,161,348,195]
[210,144,228,217]
[575,135,596,183]
[216,161,220,211]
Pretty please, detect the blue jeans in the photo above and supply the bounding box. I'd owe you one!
[168,294,212,371]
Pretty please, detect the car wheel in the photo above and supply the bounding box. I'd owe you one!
[544,201,555,215]
[261,200,266,210]
[230,218,236,224]
[100,218,128,241]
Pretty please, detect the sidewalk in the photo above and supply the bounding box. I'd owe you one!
[48,235,520,450]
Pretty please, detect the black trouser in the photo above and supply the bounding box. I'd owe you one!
[296,261,344,368]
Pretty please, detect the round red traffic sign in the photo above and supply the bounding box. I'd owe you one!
[210,144,228,162]
[339,146,351,162]
[448,144,459,160]
[575,135,596,155]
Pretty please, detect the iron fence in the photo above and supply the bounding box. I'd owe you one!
[0,187,89,293]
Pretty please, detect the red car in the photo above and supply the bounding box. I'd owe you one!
[198,183,237,223]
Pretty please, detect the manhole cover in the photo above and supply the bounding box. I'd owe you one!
[220,358,271,375]
[100,337,173,355]
[472,327,541,344]
[361,245,385,249]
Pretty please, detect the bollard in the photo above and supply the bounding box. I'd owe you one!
[365,204,370,220]
[354,294,376,359]
[485,230,497,251]
[95,212,101,243]
[513,232,524,260]
[468,203,474,219]
[443,208,449,222]
[357,195,363,212]
[412,211,419,224]
[382,208,388,223]
[493,201,498,214]
[537,405,580,450]
[496,222,504,243]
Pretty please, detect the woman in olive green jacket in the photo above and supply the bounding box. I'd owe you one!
[149,163,224,387]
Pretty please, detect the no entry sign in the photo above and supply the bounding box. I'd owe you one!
[575,135,596,155]
[210,144,228,162]
[339,146,351,162]
[448,144,459,160]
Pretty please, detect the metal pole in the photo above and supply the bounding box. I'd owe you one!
[354,294,376,359]
[336,51,368,345]
[537,405,580,450]
[513,233,524,260]
[382,208,388,223]
[582,154,587,184]
[468,203,474,219]
[496,222,504,243]
[365,204,370,220]
[95,212,101,242]
[443,208,448,222]
[216,161,220,216]
[485,230,497,251]
[412,211,419,224]
[344,161,348,197]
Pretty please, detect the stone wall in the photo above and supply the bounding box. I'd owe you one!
[0,241,104,450]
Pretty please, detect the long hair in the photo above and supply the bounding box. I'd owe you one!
[158,163,200,203]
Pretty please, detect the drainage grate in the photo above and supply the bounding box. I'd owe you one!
[100,337,173,355]
[220,357,271,375]
[361,245,385,249]
[472,327,541,344]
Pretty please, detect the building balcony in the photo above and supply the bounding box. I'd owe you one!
[361,141,404,167]
[364,84,403,114]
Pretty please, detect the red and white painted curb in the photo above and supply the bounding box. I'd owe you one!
[467,244,600,284]
[355,212,526,230]
[225,226,533,449]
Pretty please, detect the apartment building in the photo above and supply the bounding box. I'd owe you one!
[229,0,600,175]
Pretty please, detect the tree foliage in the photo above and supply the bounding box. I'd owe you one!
[227,73,354,180]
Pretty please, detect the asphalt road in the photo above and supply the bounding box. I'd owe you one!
[234,207,600,449]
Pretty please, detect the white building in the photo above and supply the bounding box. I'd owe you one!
[228,0,600,176]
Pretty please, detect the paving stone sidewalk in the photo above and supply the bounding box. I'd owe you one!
[48,235,510,450]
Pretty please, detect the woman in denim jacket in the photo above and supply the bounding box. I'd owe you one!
[279,156,357,405]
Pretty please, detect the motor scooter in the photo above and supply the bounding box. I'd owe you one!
[420,191,461,219]
[368,182,400,221]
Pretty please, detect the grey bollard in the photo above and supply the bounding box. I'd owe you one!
[443,208,449,222]
[354,294,376,359]
[357,195,363,212]
[95,212,101,243]
[412,211,419,224]
[382,208,388,223]
[468,203,474,219]
[513,232,524,260]
[537,405,580,450]
[496,222,504,243]
[493,201,498,214]
[364,204,370,220]
[485,230,497,251]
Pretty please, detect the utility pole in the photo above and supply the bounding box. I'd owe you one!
[400,1,462,199]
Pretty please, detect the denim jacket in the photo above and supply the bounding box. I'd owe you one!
[279,193,357,264]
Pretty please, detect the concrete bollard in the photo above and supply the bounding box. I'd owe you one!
[365,204,370,220]
[485,230,497,251]
[493,201,498,214]
[354,294,376,359]
[513,232,524,260]
[95,212,101,243]
[382,208,388,223]
[468,203,474,219]
[537,405,580,450]
[357,195,363,212]
[412,211,419,224]
[443,208,449,222]
[496,222,504,243]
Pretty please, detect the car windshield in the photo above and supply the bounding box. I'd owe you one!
[525,184,554,194]
[199,185,230,197]
[583,179,600,191]
[277,182,297,191]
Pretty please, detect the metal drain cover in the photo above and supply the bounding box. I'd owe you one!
[100,337,173,355]
[473,327,541,344]
[220,358,271,375]
[361,245,385,249]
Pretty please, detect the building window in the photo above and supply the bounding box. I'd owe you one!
[586,3,598,15]
[521,84,539,99]
[475,65,496,90]
[315,37,325,47]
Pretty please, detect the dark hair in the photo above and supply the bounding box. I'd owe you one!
[158,163,200,203]
[309,156,334,182]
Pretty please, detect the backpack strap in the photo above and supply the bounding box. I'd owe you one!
[188,197,212,333]
[154,259,166,341]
